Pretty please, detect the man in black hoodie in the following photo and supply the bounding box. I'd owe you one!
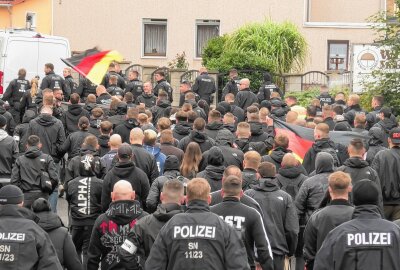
[197,147,226,192]
[136,82,157,108]
[13,109,36,153]
[245,162,299,270]
[262,134,292,172]
[62,93,90,136]
[225,93,245,122]
[151,91,172,126]
[178,118,215,153]
[119,179,184,269]
[234,78,258,111]
[101,143,150,211]
[372,107,398,147]
[0,114,18,182]
[366,127,387,165]
[247,106,272,143]
[114,107,140,143]
[184,92,207,120]
[87,180,147,270]
[11,135,58,208]
[235,122,273,155]
[205,109,224,140]
[343,94,366,127]
[66,154,103,267]
[303,123,348,174]
[322,105,335,131]
[173,110,192,140]
[0,100,16,135]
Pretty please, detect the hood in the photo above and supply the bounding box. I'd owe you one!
[270,147,291,163]
[278,165,304,179]
[68,104,84,116]
[124,118,139,129]
[368,127,385,146]
[352,204,381,219]
[315,152,335,174]
[263,72,272,82]
[116,103,128,115]
[36,211,63,231]
[143,144,161,157]
[153,203,183,222]
[377,118,397,132]
[79,144,98,156]
[142,93,155,98]
[174,122,191,135]
[312,138,336,152]
[36,114,57,127]
[343,157,369,168]
[89,118,102,129]
[256,177,279,192]
[157,100,171,108]
[249,122,264,136]
[24,146,42,159]
[271,107,286,117]
[98,135,110,148]
[190,130,208,143]
[206,121,224,131]
[113,161,137,179]
[163,170,181,178]
[22,110,36,123]
[215,129,235,146]
[204,165,225,181]
[223,124,236,133]
[0,129,8,141]
[84,103,96,112]
[235,138,249,149]
[106,200,143,225]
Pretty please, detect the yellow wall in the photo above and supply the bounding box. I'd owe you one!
[0,0,52,34]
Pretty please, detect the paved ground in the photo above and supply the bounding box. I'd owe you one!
[57,197,69,226]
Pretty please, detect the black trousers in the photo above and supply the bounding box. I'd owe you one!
[71,225,94,268]
[273,254,285,270]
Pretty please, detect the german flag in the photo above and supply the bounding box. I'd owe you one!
[61,48,123,85]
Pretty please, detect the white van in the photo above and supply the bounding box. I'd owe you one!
[0,29,71,94]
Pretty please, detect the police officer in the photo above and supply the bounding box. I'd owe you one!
[192,67,217,105]
[77,77,97,101]
[317,85,333,107]
[211,175,274,270]
[257,72,283,102]
[145,178,250,270]
[101,62,126,89]
[153,71,173,103]
[0,185,62,269]
[221,68,241,100]
[3,68,30,124]
[125,70,143,100]
[40,63,71,100]
[314,179,400,270]
[63,67,77,97]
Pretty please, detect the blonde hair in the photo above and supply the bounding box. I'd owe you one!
[187,178,211,202]
[30,78,39,98]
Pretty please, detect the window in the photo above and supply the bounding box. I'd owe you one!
[26,12,37,30]
[196,20,220,58]
[143,19,167,57]
[327,40,349,71]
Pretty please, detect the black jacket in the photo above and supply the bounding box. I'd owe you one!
[262,147,291,172]
[234,89,258,111]
[64,75,77,95]
[62,104,90,136]
[119,203,184,269]
[231,104,245,122]
[131,144,160,182]
[323,117,335,131]
[172,122,192,140]
[125,79,143,99]
[66,175,103,226]
[242,168,258,191]
[211,197,274,270]
[151,100,172,125]
[101,71,126,89]
[186,100,207,120]
[303,199,354,268]
[3,77,30,108]
[0,129,18,177]
[35,211,83,270]
[87,200,147,270]
[107,114,125,129]
[366,127,386,165]
[366,106,397,130]
[114,118,140,143]
[314,205,400,270]
[192,73,216,103]
[11,146,58,192]
[343,104,365,127]
[276,165,308,200]
[373,118,398,147]
[96,93,112,106]
[145,200,250,270]
[205,121,224,140]
[101,161,150,211]
[27,113,66,163]
[153,79,173,102]
[249,122,271,143]
[257,82,283,102]
[136,93,157,108]
[235,138,272,156]
[0,106,16,135]
[106,85,124,96]
[372,146,400,204]
[178,130,216,153]
[19,91,38,119]
[245,178,299,256]
[221,77,240,100]
[317,92,333,106]
[61,130,90,159]
[197,165,225,192]
[13,110,36,153]
[98,134,110,157]
[40,71,70,97]
[303,138,348,174]
[77,77,97,99]
[0,204,63,269]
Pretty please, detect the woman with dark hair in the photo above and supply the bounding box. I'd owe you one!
[180,142,202,180]
[197,146,226,192]
[60,116,91,159]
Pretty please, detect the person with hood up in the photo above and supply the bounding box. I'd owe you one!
[108,101,128,128]
[150,91,172,126]
[247,106,273,143]
[234,78,258,111]
[136,82,157,108]
[205,109,224,140]
[13,109,36,153]
[97,120,112,157]
[314,180,400,270]
[88,107,105,137]
[62,93,90,136]
[235,122,274,156]
[146,155,188,213]
[201,129,244,171]
[60,116,91,159]
[119,179,185,269]
[197,146,226,192]
[143,129,166,174]
[66,154,103,267]
[178,117,216,153]
[245,162,299,270]
[32,198,82,270]
[172,110,192,140]
[257,72,283,102]
[262,134,293,172]
[372,107,398,147]
[114,107,140,143]
[88,180,148,270]
[303,123,348,174]
[11,135,58,209]
[366,127,387,165]
[295,152,335,224]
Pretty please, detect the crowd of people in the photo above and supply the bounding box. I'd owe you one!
[0,62,399,270]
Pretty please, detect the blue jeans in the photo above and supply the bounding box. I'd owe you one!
[48,189,58,213]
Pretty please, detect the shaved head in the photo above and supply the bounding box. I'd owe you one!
[111,180,135,201]
[109,134,122,149]
[130,128,144,145]
[281,153,299,167]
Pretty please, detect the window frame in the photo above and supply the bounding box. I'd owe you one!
[194,19,220,59]
[26,11,37,30]
[327,40,350,71]
[142,18,168,59]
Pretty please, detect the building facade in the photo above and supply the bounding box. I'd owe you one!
[52,0,387,72]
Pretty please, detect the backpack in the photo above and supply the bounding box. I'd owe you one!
[320,147,340,167]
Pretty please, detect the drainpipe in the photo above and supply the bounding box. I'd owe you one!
[0,4,12,28]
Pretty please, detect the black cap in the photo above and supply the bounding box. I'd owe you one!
[0,115,7,128]
[118,143,133,160]
[390,127,400,144]
[353,179,380,206]
[0,185,24,205]
[164,155,180,171]
[31,198,51,213]
[271,99,282,107]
